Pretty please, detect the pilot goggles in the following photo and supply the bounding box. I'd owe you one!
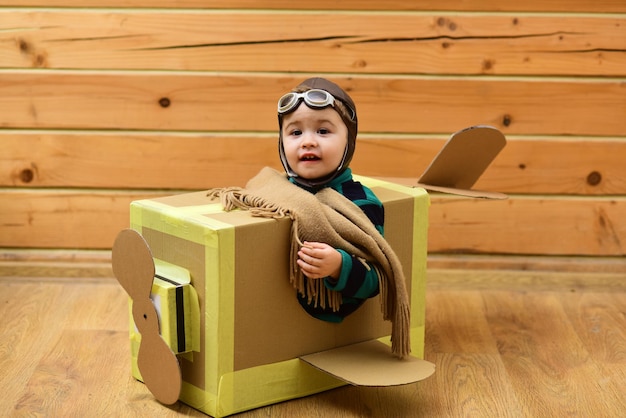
[277,89,355,120]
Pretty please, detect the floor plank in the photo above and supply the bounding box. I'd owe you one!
[1,271,624,417]
[425,290,499,354]
[483,290,626,417]
[0,281,68,413]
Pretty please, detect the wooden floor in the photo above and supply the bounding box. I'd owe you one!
[1,267,625,417]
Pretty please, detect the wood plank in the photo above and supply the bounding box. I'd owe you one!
[15,309,136,414]
[1,73,624,136]
[427,269,626,293]
[426,254,626,274]
[428,195,626,256]
[0,249,112,263]
[560,292,626,365]
[0,277,204,417]
[1,190,625,256]
[5,0,626,13]
[4,11,625,76]
[562,291,626,415]
[0,190,165,249]
[483,290,626,416]
[425,290,499,354]
[0,260,114,279]
[0,249,115,278]
[4,132,625,195]
[0,132,279,189]
[0,281,67,414]
[422,353,526,416]
[357,137,626,196]
[12,330,133,416]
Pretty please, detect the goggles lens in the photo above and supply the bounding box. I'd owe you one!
[278,89,336,115]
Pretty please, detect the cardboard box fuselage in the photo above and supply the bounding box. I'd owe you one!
[128,176,429,417]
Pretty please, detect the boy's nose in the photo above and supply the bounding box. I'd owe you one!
[300,132,317,147]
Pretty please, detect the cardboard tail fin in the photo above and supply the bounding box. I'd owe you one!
[416,125,508,199]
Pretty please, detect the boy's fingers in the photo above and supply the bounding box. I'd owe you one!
[299,246,317,257]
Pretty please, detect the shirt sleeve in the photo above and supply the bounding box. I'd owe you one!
[324,249,380,298]
[323,182,385,299]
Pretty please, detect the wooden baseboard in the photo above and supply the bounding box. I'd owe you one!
[1,250,624,281]
[427,254,626,274]
[0,250,114,278]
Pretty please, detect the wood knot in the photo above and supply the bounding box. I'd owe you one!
[18,38,31,53]
[586,171,602,186]
[20,168,35,183]
[158,97,171,108]
[16,38,48,67]
[436,17,457,31]
[502,114,512,127]
[34,54,47,67]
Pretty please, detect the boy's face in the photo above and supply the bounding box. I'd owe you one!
[281,104,348,181]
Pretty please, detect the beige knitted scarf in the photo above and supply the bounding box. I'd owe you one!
[208,167,411,359]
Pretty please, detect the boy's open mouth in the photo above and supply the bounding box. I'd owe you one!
[300,154,320,161]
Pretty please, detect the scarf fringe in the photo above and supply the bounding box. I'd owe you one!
[208,187,291,219]
[372,263,410,359]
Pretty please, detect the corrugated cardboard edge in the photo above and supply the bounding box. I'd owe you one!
[415,183,509,200]
[374,178,508,200]
[300,340,435,387]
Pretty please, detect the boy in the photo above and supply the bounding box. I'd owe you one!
[211,77,410,357]
[277,77,384,322]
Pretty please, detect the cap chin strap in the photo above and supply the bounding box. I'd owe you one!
[289,168,344,189]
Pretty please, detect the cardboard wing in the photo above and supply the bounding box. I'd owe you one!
[415,125,507,199]
[301,340,435,386]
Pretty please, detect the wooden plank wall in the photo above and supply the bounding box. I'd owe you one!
[1,2,625,264]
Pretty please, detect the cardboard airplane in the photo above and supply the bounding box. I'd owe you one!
[112,125,505,417]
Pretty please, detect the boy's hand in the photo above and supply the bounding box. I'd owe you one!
[297,241,342,280]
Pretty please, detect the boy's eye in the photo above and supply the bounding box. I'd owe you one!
[290,129,302,136]
[318,128,329,134]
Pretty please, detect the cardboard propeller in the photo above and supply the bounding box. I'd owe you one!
[416,125,507,199]
[112,229,182,405]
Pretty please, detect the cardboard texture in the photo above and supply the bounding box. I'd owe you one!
[416,125,507,199]
[125,176,430,417]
